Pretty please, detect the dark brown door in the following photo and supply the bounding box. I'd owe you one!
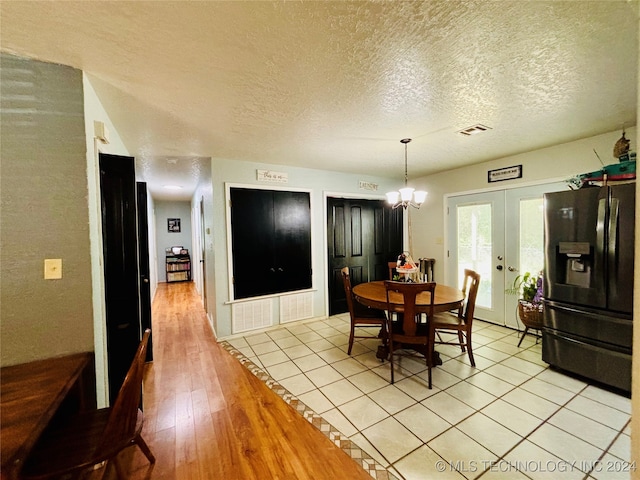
[327,198,402,315]
[99,153,142,403]
[230,188,311,299]
[137,182,153,362]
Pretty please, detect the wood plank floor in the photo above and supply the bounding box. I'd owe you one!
[105,281,373,480]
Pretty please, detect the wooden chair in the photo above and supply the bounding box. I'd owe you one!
[384,280,437,387]
[21,329,155,480]
[341,267,388,355]
[419,258,435,282]
[429,269,480,367]
[387,261,398,280]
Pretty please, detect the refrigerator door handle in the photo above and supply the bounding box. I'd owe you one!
[608,197,619,292]
[596,197,607,264]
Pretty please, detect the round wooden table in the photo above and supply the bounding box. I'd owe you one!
[352,281,464,314]
[353,281,465,362]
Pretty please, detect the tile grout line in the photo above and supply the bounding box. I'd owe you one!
[232,319,631,480]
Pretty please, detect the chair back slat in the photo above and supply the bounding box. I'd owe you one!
[99,329,151,451]
[460,269,481,324]
[384,281,436,337]
[341,267,356,315]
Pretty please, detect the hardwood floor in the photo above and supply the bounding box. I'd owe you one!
[107,282,373,480]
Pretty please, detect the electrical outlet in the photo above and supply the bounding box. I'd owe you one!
[44,259,62,279]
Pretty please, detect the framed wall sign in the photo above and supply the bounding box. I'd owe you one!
[488,165,522,183]
[167,218,181,232]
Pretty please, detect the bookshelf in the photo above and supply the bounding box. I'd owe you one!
[166,253,191,283]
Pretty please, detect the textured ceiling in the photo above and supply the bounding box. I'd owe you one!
[1,1,637,200]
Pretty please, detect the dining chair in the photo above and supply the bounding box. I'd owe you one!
[384,280,437,387]
[387,261,398,280]
[429,269,481,367]
[21,329,155,480]
[341,267,388,355]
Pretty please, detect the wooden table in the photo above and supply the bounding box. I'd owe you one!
[353,281,465,362]
[353,281,464,314]
[1,352,93,480]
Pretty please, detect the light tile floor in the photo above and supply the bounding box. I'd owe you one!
[222,314,633,480]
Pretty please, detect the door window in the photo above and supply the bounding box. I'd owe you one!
[448,183,564,327]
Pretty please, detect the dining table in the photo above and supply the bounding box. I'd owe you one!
[1,352,94,480]
[352,280,465,362]
[352,280,464,313]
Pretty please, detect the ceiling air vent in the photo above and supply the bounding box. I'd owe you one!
[458,124,492,136]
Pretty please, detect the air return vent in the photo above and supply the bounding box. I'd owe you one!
[280,292,313,323]
[232,298,273,333]
[458,124,492,136]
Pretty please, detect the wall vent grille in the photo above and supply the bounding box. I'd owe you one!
[280,292,313,324]
[232,298,273,333]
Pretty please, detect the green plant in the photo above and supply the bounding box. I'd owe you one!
[506,272,542,303]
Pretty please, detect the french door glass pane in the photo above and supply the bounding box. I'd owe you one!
[519,198,544,278]
[457,204,492,308]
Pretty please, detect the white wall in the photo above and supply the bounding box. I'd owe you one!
[209,158,403,338]
[409,128,637,284]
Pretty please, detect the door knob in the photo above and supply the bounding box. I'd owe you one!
[508,266,517,272]
[496,265,503,271]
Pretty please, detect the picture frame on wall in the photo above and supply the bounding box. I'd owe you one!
[168,218,181,232]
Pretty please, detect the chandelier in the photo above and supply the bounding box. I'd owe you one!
[385,138,427,209]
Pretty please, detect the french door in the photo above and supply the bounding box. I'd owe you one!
[446,183,564,328]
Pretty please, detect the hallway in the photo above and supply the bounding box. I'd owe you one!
[113,282,375,480]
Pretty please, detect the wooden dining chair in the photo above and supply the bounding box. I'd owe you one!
[384,280,437,387]
[341,267,388,355]
[387,261,398,280]
[429,269,480,367]
[21,329,155,480]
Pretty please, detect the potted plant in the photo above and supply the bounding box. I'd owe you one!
[506,271,544,341]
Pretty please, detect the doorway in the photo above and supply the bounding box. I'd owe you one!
[446,182,564,328]
[99,153,146,402]
[327,197,402,315]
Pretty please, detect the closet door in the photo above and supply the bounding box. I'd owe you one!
[230,188,311,299]
[230,188,275,299]
[273,191,312,293]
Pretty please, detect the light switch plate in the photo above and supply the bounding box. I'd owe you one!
[44,259,62,279]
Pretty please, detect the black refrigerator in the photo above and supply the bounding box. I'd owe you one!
[542,183,635,392]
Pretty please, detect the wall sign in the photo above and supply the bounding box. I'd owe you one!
[167,218,181,232]
[488,165,522,183]
[359,181,379,191]
[257,169,288,183]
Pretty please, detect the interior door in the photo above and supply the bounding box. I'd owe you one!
[447,183,565,327]
[199,196,207,311]
[99,153,142,403]
[327,197,402,315]
[136,182,153,362]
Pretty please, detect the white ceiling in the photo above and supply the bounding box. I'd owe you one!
[1,1,637,201]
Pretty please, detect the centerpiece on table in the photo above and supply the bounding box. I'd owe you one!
[394,252,419,281]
